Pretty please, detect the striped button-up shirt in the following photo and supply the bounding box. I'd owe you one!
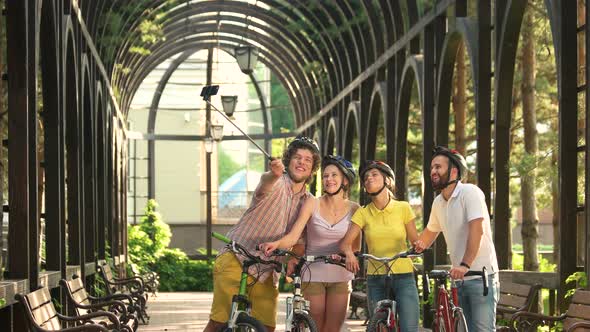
[220,174,311,284]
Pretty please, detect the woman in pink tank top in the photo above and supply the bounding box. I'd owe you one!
[260,155,360,332]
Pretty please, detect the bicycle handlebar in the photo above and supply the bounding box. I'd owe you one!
[428,267,489,296]
[211,232,283,272]
[357,248,422,262]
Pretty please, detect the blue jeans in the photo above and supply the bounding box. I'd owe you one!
[367,273,420,332]
[457,273,499,331]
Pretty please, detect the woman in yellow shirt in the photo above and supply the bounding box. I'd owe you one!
[340,160,420,332]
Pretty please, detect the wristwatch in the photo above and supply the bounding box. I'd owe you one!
[460,261,470,269]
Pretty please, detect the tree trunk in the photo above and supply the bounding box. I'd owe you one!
[453,42,467,157]
[520,9,540,272]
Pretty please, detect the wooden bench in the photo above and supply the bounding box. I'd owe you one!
[98,260,149,324]
[61,276,138,332]
[497,281,542,321]
[509,289,590,331]
[15,286,122,332]
[129,264,159,297]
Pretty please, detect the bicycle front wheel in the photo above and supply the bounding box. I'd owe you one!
[366,311,396,332]
[453,310,468,332]
[222,312,267,332]
[289,312,318,332]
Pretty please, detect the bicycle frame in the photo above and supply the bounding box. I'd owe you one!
[212,232,282,330]
[273,250,344,330]
[359,249,421,330]
[433,279,461,331]
[429,268,487,332]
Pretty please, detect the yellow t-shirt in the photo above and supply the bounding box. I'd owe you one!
[351,199,416,275]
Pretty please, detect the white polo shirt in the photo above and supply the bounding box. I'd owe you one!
[427,181,498,275]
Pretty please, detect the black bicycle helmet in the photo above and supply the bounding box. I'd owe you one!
[287,135,320,155]
[432,146,468,180]
[322,155,356,185]
[359,160,395,196]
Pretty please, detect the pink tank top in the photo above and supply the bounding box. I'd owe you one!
[302,202,355,283]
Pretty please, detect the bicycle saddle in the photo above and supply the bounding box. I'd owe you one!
[375,299,395,308]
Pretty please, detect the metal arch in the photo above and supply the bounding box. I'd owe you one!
[248,71,272,159]
[298,4,347,96]
[317,2,361,80]
[118,25,316,120]
[325,117,338,155]
[364,81,387,161]
[64,16,83,266]
[390,1,406,44]
[111,1,323,81]
[81,53,95,120]
[114,4,320,82]
[39,0,65,276]
[434,29,464,144]
[343,101,361,162]
[359,0,382,65]
[80,53,97,267]
[113,1,327,109]
[406,0,421,54]
[338,0,370,69]
[394,55,424,200]
[268,2,341,103]
[145,50,195,199]
[360,0,387,80]
[280,2,343,104]
[95,80,108,260]
[122,40,302,128]
[119,34,303,115]
[120,35,305,125]
[379,0,395,47]
[121,34,309,123]
[146,50,195,135]
[493,0,526,271]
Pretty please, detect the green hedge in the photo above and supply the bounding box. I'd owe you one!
[129,199,214,291]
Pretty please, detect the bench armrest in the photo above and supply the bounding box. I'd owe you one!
[57,310,121,329]
[509,311,567,330]
[567,321,590,332]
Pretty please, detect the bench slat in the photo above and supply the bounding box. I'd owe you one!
[498,294,527,309]
[26,288,52,309]
[567,304,590,321]
[572,290,590,306]
[500,282,534,297]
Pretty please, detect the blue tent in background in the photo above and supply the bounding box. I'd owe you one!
[218,169,262,208]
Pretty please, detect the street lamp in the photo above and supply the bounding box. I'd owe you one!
[221,95,238,119]
[234,45,258,74]
[204,137,213,153]
[210,122,224,141]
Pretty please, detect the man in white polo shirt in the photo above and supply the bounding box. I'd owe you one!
[415,146,499,331]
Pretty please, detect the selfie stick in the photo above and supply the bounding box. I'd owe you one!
[201,85,272,160]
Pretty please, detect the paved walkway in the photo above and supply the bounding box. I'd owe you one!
[137,292,368,331]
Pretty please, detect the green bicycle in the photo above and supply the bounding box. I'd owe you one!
[212,232,283,332]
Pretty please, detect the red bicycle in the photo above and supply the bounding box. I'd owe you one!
[427,268,488,332]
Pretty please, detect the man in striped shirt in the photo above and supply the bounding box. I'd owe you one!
[205,136,321,332]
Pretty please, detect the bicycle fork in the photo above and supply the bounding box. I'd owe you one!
[285,276,311,329]
[375,299,397,329]
[228,272,252,328]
